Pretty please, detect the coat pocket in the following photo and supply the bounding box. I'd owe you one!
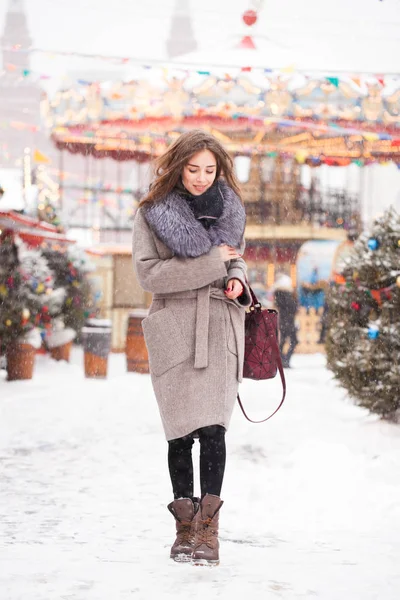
[142,307,191,376]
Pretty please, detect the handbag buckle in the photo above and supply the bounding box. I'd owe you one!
[250,303,262,312]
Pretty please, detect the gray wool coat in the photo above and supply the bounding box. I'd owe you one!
[132,181,251,441]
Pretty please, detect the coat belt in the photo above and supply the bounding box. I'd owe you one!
[153,285,239,370]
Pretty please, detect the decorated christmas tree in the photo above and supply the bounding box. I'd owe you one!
[41,245,97,340]
[326,208,400,420]
[0,234,34,349]
[0,234,63,350]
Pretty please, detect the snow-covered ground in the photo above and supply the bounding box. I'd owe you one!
[1,349,400,600]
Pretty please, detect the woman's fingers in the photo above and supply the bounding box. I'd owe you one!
[232,279,243,294]
[219,244,241,261]
[225,278,244,299]
[227,246,240,258]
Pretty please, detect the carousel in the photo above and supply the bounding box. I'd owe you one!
[40,9,400,297]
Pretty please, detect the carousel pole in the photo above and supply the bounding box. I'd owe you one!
[101,157,106,232]
[88,153,92,234]
[116,156,122,242]
[58,148,64,217]
[358,160,367,230]
[84,151,90,234]
[91,150,99,243]
[23,147,31,211]
[137,159,140,198]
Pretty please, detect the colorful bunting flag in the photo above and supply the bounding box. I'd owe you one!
[33,149,51,164]
[326,77,340,88]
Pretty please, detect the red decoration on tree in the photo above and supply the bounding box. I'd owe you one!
[242,9,258,26]
[351,301,361,311]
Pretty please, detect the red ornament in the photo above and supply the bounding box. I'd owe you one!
[242,9,257,26]
[42,306,49,313]
[351,301,361,311]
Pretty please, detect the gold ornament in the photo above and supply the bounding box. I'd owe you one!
[5,319,12,326]
[0,284,7,296]
[36,283,45,293]
[22,308,30,320]
[396,275,400,288]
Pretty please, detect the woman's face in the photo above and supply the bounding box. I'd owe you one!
[182,149,217,195]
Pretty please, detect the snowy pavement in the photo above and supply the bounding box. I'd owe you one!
[1,349,400,600]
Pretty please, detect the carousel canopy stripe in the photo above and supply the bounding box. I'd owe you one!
[51,135,400,164]
[50,115,400,163]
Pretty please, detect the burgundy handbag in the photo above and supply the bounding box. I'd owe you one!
[237,285,286,423]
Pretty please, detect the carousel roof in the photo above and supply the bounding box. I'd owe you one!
[43,62,400,164]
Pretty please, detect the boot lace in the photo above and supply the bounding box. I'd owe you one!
[195,518,216,548]
[176,521,195,546]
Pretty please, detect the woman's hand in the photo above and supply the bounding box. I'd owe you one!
[218,245,241,261]
[225,278,244,300]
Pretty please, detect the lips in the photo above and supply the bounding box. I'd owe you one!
[193,186,206,192]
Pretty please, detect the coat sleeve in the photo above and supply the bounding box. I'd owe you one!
[132,208,228,294]
[226,252,252,307]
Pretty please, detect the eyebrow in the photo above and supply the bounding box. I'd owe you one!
[187,163,216,168]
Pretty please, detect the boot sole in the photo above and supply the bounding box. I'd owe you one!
[191,558,219,567]
[171,553,192,563]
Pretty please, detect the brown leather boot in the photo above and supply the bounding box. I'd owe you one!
[167,498,199,562]
[191,494,223,566]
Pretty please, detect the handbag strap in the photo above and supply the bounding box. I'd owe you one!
[248,285,261,308]
[237,284,286,423]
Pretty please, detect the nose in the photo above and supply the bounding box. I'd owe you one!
[196,171,207,183]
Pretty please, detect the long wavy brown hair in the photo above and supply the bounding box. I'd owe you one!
[140,129,242,205]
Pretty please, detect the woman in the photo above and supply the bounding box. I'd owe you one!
[132,130,251,566]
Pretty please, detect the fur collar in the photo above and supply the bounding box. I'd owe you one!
[142,180,246,258]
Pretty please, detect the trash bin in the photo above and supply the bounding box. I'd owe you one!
[85,318,112,328]
[125,309,149,373]
[82,322,112,379]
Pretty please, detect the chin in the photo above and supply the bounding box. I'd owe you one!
[190,185,210,195]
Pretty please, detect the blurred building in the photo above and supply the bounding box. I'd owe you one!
[0,0,57,169]
[166,0,197,58]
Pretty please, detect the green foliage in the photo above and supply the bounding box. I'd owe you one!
[326,208,400,420]
[0,235,52,348]
[41,247,96,335]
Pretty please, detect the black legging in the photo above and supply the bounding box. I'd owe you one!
[168,425,226,499]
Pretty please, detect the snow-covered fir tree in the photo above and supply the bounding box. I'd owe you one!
[326,208,400,420]
[0,235,64,349]
[41,245,96,336]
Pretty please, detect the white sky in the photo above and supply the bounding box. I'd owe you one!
[0,0,400,76]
